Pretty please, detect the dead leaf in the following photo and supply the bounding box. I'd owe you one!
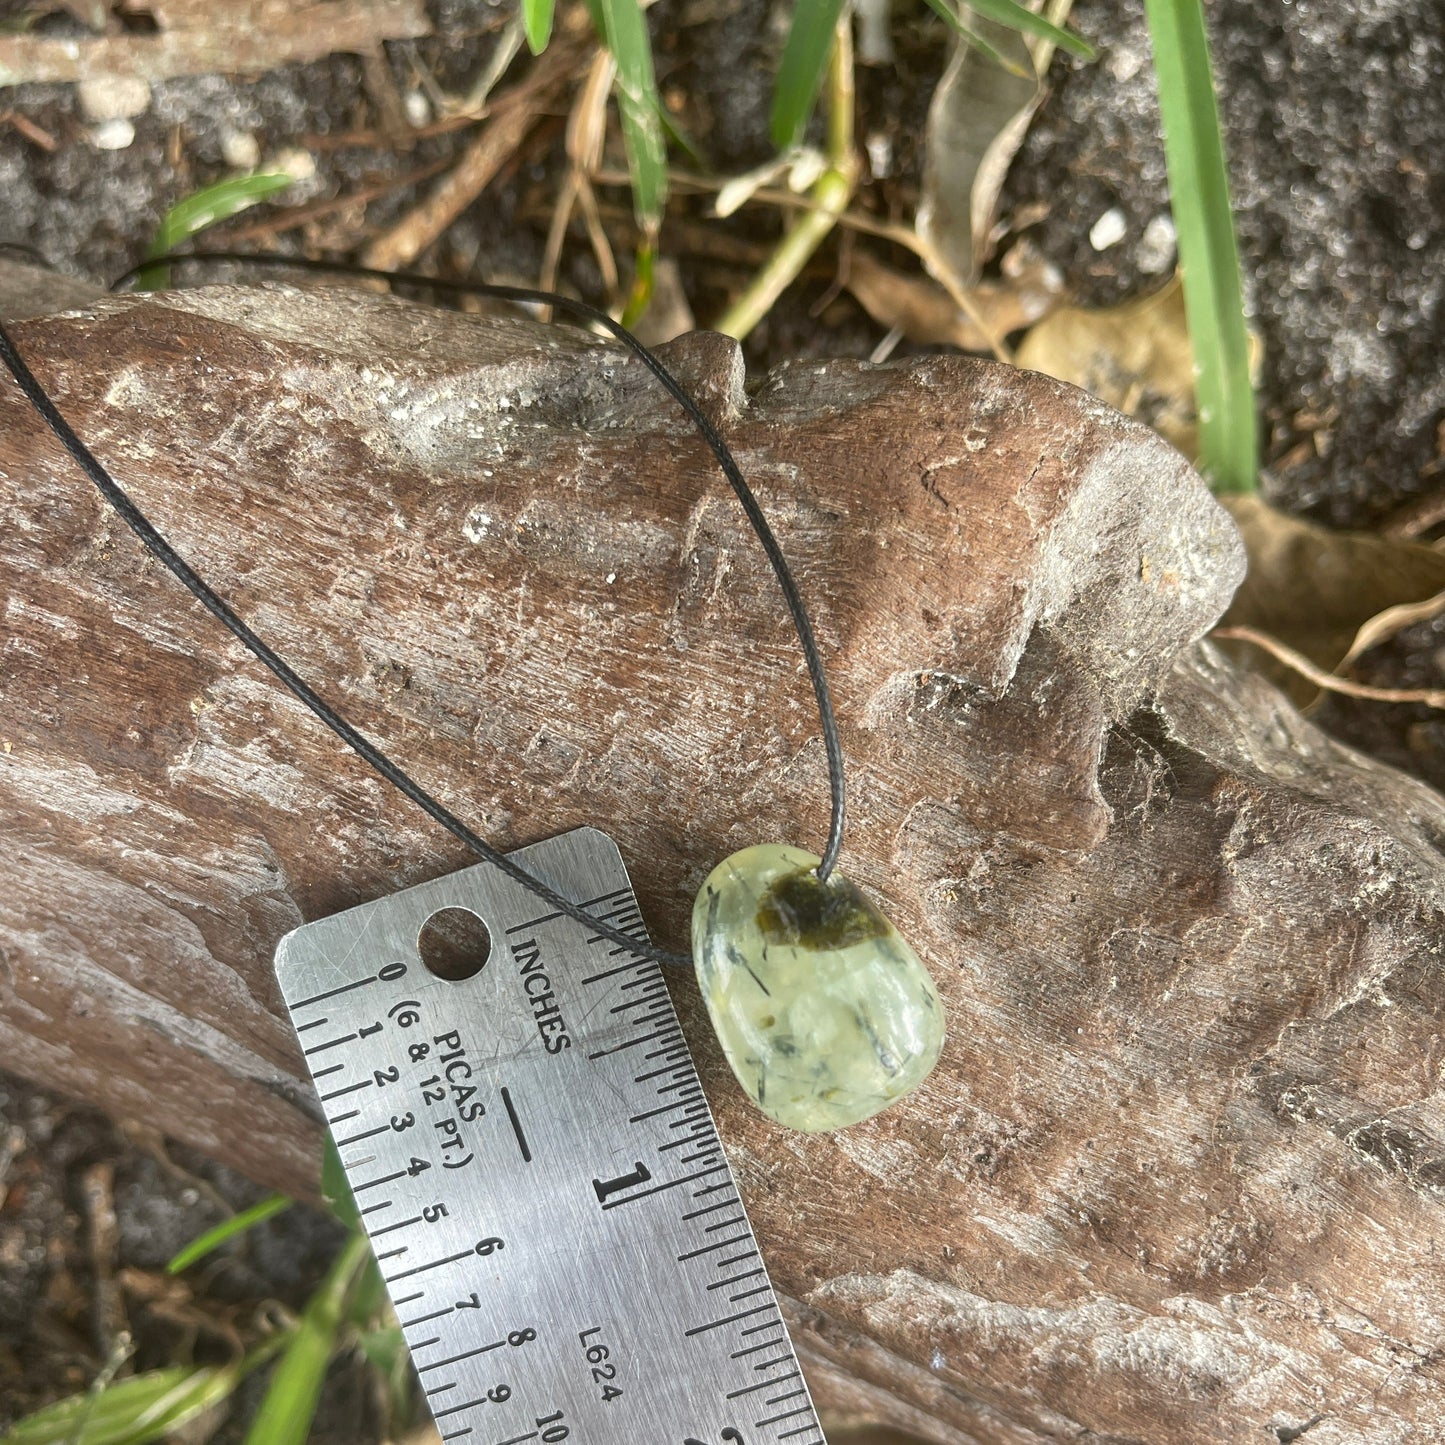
[1016,275,1266,461]
[0,0,429,87]
[845,244,1061,353]
[917,15,1040,287]
[1015,275,1200,454]
[1219,494,1445,706]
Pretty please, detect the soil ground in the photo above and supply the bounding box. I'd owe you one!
[0,1072,373,1439]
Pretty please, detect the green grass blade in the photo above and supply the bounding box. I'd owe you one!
[355,1325,407,1377]
[356,1324,414,1435]
[139,172,294,291]
[321,1134,361,1231]
[0,1368,216,1445]
[770,0,848,150]
[346,1248,389,1327]
[0,1340,285,1445]
[146,173,294,260]
[595,0,668,234]
[920,0,1031,77]
[522,0,555,54]
[964,0,1094,59]
[1143,0,1256,493]
[166,1193,291,1274]
[240,1233,371,1445]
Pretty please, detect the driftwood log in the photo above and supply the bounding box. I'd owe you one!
[1,267,1442,1443]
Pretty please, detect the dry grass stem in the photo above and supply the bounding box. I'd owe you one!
[599,166,1014,360]
[1214,626,1445,708]
[540,49,620,311]
[0,0,429,86]
[1380,487,1445,541]
[1338,587,1445,670]
[0,108,59,151]
[362,28,588,272]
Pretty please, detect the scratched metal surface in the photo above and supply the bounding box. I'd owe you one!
[275,826,824,1445]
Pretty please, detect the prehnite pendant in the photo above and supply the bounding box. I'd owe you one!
[691,844,946,1133]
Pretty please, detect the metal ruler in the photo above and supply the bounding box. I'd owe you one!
[275,826,825,1445]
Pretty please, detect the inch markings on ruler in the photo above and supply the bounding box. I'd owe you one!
[276,826,825,1445]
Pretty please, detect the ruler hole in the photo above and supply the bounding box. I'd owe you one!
[417,907,491,981]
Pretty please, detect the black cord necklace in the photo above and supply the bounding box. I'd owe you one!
[0,253,945,1132]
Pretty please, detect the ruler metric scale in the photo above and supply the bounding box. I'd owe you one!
[275,826,825,1445]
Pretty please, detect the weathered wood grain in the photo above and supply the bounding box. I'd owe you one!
[1,272,1441,1442]
[0,0,429,88]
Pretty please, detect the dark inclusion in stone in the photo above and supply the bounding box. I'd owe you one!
[755,868,892,952]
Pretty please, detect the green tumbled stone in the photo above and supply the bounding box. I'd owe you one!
[691,844,946,1133]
